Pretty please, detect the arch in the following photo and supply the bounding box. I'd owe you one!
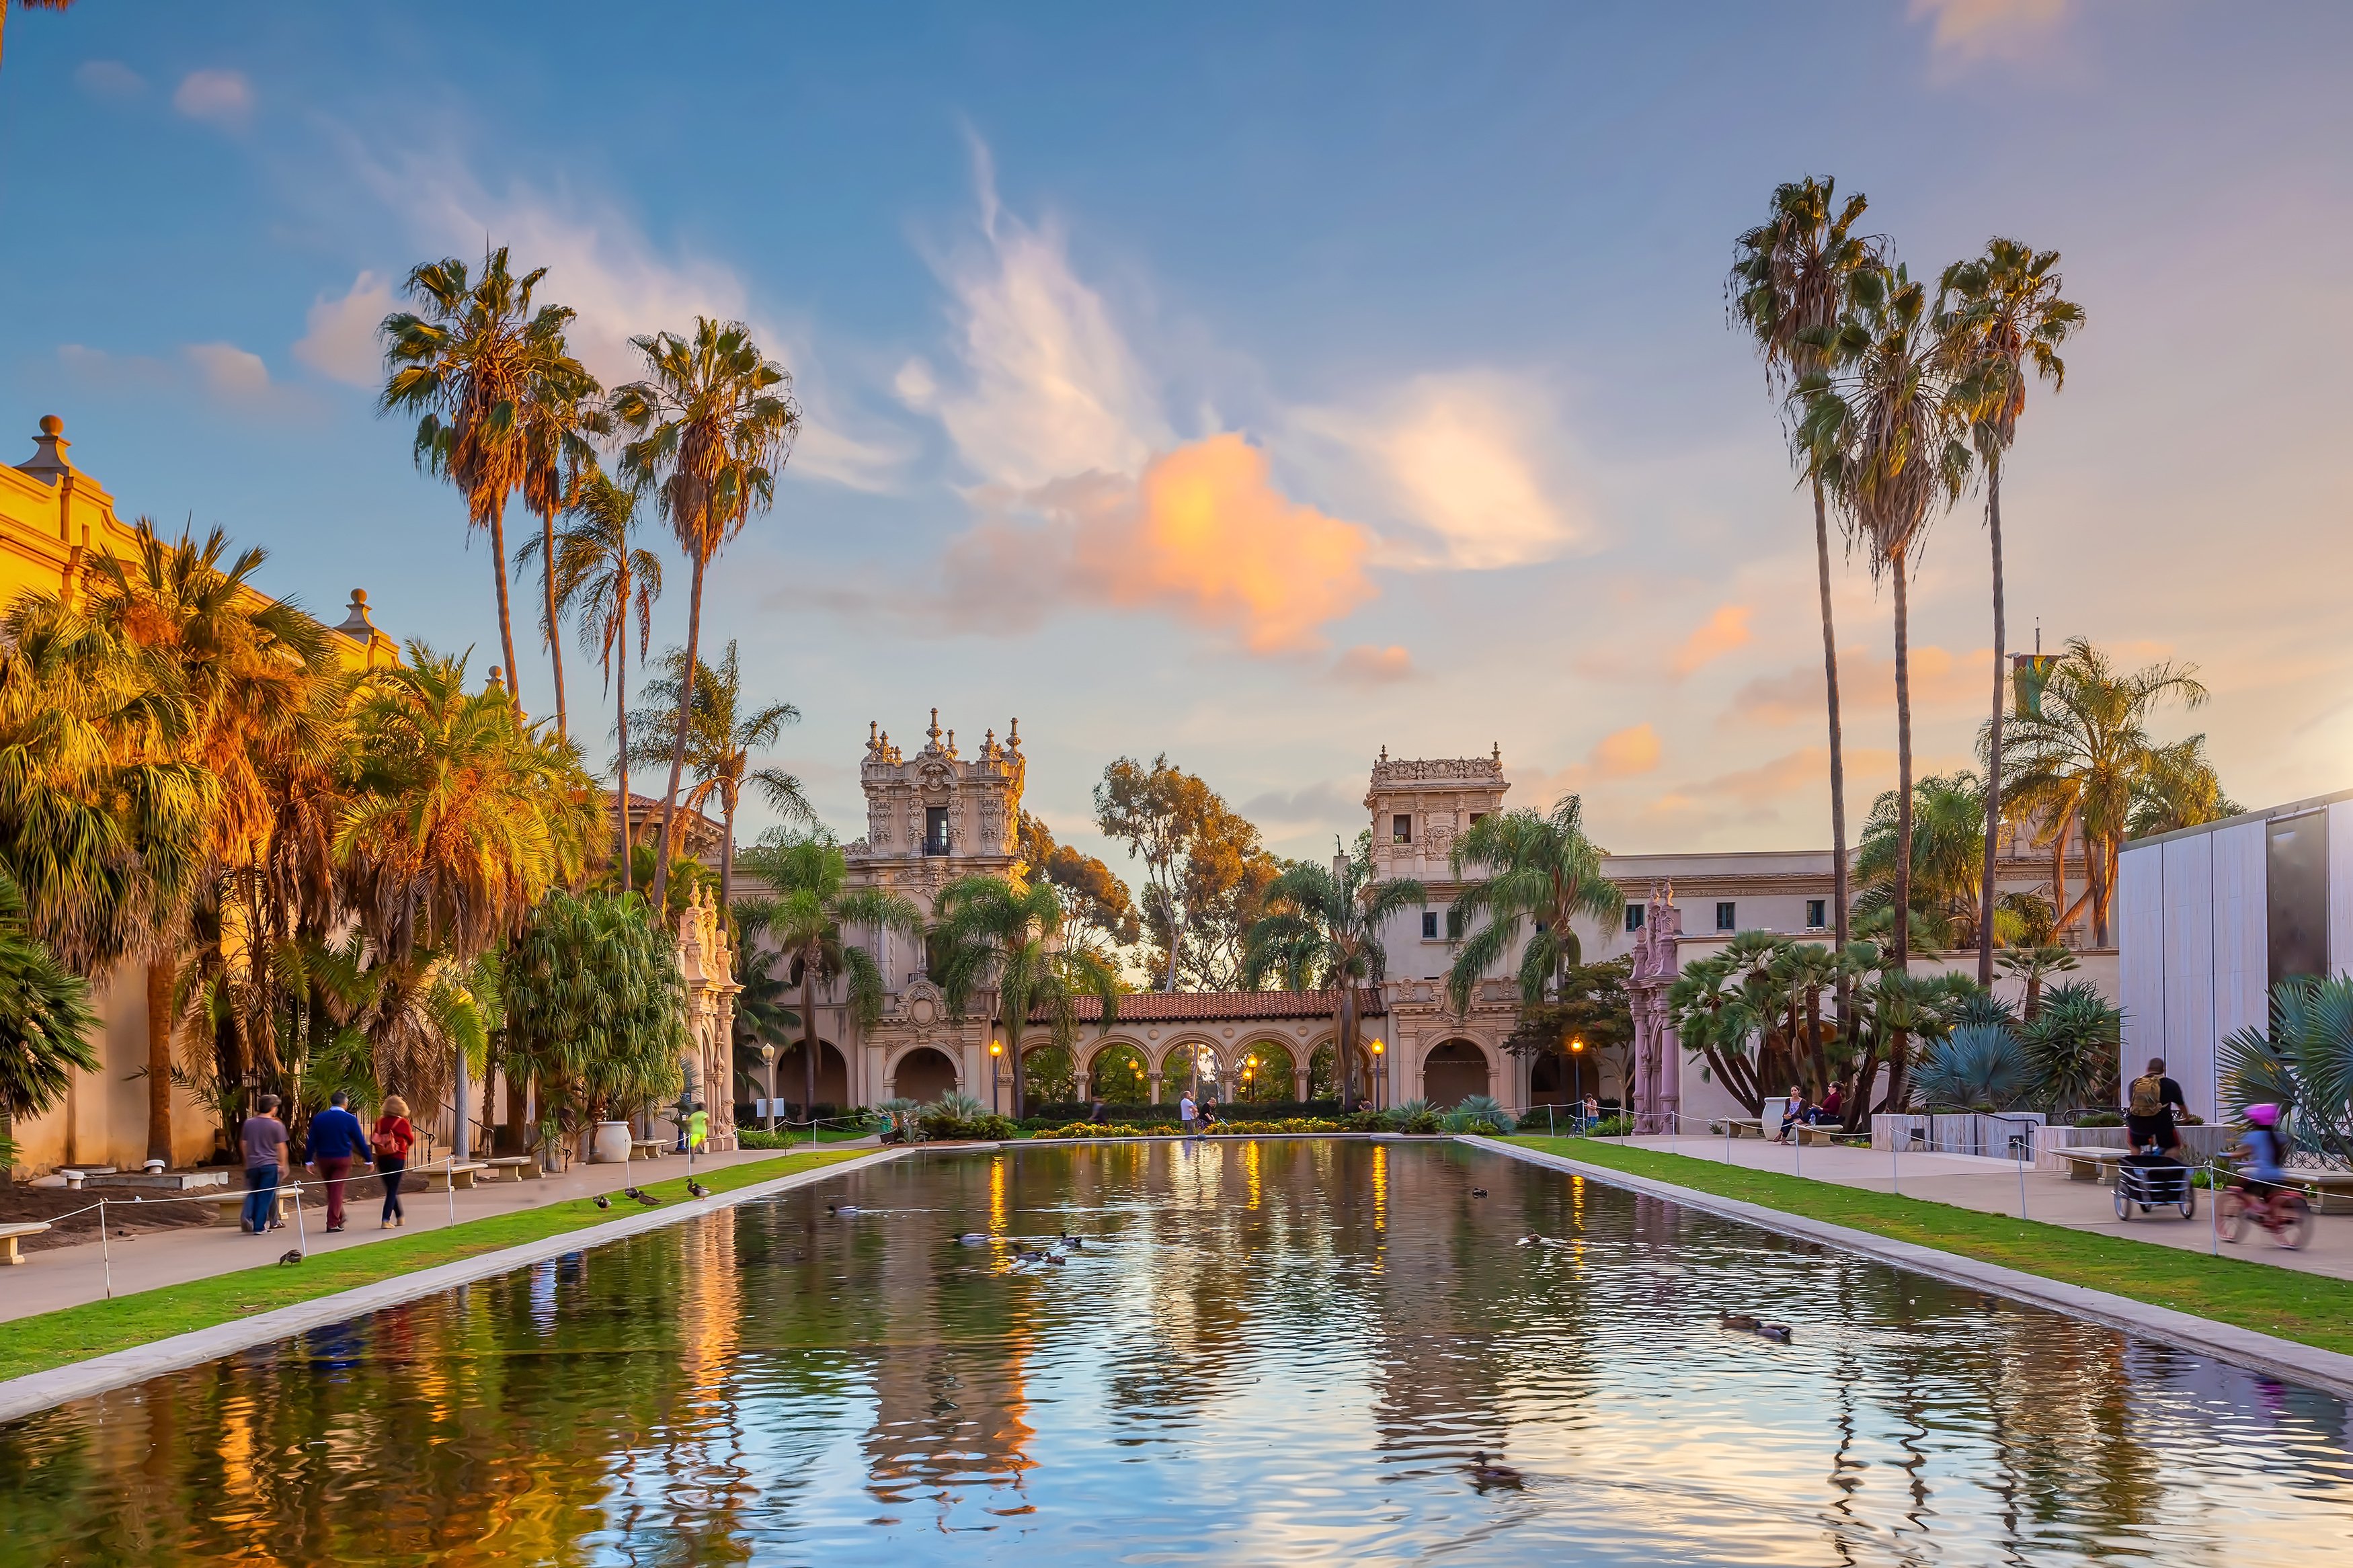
[1422,1038,1492,1109]
[1307,1040,1376,1101]
[1087,1042,1151,1103]
[1019,1040,1081,1104]
[1155,1038,1224,1087]
[1234,1041,1296,1103]
[773,1040,849,1112]
[1530,1048,1599,1107]
[888,1045,960,1104]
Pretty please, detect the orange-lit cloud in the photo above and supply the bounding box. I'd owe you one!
[1671,604,1753,677]
[1332,644,1417,684]
[1591,723,1662,778]
[1729,645,1995,726]
[1911,0,2067,60]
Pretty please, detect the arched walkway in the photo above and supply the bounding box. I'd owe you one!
[774,1040,849,1112]
[1422,1038,1490,1108]
[1088,1042,1150,1103]
[1235,1041,1295,1103]
[1021,1042,1080,1104]
[1308,1042,1375,1102]
[889,1046,959,1104]
[1529,1049,1597,1107]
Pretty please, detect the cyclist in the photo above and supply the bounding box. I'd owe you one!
[2228,1104,2291,1216]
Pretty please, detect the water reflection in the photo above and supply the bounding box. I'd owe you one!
[3,1140,2352,1565]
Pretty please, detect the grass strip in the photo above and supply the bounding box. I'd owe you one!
[1504,1136,2353,1360]
[0,1149,868,1385]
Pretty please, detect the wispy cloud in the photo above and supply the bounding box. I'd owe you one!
[1332,644,1418,685]
[292,271,393,387]
[1671,603,1753,677]
[1910,0,2068,63]
[173,69,252,127]
[1591,723,1663,778]
[74,60,144,100]
[1728,643,1994,726]
[184,342,272,399]
[61,341,277,403]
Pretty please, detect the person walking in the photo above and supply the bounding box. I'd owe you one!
[1179,1089,1200,1141]
[307,1089,368,1233]
[372,1094,416,1229]
[240,1094,290,1235]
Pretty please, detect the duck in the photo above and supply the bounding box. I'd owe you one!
[1757,1322,1794,1343]
[1470,1187,1489,1198]
[958,1232,990,1246]
[1468,1452,1523,1487]
[629,1187,661,1206]
[686,1180,709,1199]
[1059,1231,1083,1249]
[828,1203,862,1217]
[1720,1311,1760,1331]
[1016,1248,1047,1264]
[592,1194,612,1210]
[1515,1234,1544,1247]
[278,1249,304,1266]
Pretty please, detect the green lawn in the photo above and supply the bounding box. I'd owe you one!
[1505,1136,2353,1360]
[0,1148,869,1386]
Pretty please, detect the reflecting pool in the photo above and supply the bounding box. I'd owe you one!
[5,1140,2352,1565]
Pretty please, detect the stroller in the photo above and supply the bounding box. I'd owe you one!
[2114,1142,2196,1221]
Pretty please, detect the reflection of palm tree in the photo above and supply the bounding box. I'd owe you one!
[737,837,918,1117]
[1443,794,1622,1013]
[1938,239,2084,983]
[1728,177,1882,962]
[611,318,800,912]
[1242,856,1423,1110]
[934,874,1120,1120]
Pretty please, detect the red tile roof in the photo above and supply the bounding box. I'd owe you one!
[1038,989,1384,1024]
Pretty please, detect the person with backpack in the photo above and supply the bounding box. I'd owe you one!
[2125,1057,2188,1158]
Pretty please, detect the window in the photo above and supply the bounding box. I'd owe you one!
[1422,911,1439,940]
[1469,813,1486,827]
[924,806,951,856]
[1806,899,1827,930]
[1625,905,1645,933]
[1715,901,1737,932]
[1392,813,1413,845]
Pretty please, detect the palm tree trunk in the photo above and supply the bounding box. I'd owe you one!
[146,958,175,1164]
[1977,466,2006,985]
[651,552,707,913]
[1008,1020,1025,1121]
[2089,833,2113,948]
[1337,985,1357,1110]
[540,501,568,739]
[616,632,633,896]
[1890,552,1915,974]
[719,794,735,915]
[1813,475,1857,1086]
[801,958,819,1120]
[485,493,524,730]
[2049,811,2065,941]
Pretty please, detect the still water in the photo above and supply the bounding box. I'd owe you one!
[5,1140,2352,1565]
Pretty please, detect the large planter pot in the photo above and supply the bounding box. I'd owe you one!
[591,1121,635,1164]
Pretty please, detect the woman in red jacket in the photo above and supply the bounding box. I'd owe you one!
[372,1095,416,1229]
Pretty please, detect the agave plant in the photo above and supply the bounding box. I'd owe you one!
[1439,1094,1519,1135]
[1385,1098,1441,1134]
[2219,975,2353,1167]
[1911,1023,2030,1111]
[2022,980,2121,1117]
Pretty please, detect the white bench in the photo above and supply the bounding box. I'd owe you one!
[630,1139,668,1161]
[2057,1146,2130,1183]
[2280,1171,2353,1214]
[0,1221,50,1264]
[481,1156,542,1182]
[1722,1118,1765,1140]
[204,1189,299,1226]
[411,1161,488,1192]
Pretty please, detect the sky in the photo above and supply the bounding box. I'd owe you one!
[4,0,2351,876]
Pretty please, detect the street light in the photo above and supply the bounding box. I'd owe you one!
[1370,1038,1386,1110]
[760,1042,778,1136]
[1569,1037,1586,1124]
[989,1039,1003,1116]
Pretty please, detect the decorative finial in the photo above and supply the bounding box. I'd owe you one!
[1007,717,1021,748]
[38,415,62,438]
[928,707,942,746]
[984,727,996,757]
[946,729,955,755]
[1380,745,1388,764]
[869,720,879,751]
[487,666,506,694]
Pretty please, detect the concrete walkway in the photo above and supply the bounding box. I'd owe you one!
[1,1139,876,1325]
[1616,1134,2353,1283]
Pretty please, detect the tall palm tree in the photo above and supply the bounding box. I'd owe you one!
[624,639,816,911]
[736,836,920,1118]
[2001,637,2206,945]
[520,473,662,893]
[516,358,609,741]
[1241,855,1425,1110]
[933,874,1121,1120]
[379,247,590,725]
[0,1,75,73]
[1443,793,1624,1014]
[0,866,99,1175]
[2127,735,2238,839]
[1728,177,1882,963]
[1938,239,2085,985]
[611,318,800,912]
[1799,261,1974,975]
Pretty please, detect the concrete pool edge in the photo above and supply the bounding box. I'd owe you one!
[0,1147,907,1425]
[1467,1135,2353,1401]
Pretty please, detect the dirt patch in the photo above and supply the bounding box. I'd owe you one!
[0,1182,224,1252]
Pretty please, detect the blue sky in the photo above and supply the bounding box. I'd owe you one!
[5,1,2350,872]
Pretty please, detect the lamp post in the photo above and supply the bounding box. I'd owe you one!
[1370,1038,1386,1110]
[760,1043,778,1137]
[989,1039,1003,1116]
[1569,1037,1586,1128]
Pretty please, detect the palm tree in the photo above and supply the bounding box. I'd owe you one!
[1995,943,2077,1022]
[1798,261,1974,975]
[0,1,75,73]
[625,639,816,911]
[1443,793,1624,1015]
[515,356,609,741]
[2127,735,2238,839]
[737,835,919,1118]
[2000,637,2206,944]
[1938,240,2085,985]
[933,874,1121,1120]
[1728,177,1882,963]
[522,473,662,893]
[1241,855,1425,1110]
[611,318,801,913]
[1853,772,1989,949]
[379,247,590,725]
[0,866,99,1178]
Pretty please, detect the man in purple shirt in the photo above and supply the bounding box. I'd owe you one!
[240,1094,290,1235]
[306,1090,369,1232]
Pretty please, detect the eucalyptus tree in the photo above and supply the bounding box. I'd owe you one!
[735,835,920,1117]
[932,874,1121,1120]
[611,319,801,911]
[516,357,608,740]
[379,247,591,725]
[1728,177,1882,959]
[625,639,814,912]
[1938,240,2085,984]
[1443,792,1623,1015]
[1798,261,1974,975]
[1241,854,1425,1110]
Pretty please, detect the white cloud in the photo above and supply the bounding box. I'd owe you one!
[292,271,393,387]
[173,69,252,126]
[1332,644,1418,685]
[1911,0,2068,62]
[184,341,271,398]
[74,60,144,100]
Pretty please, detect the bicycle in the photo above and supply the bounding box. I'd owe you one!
[2218,1182,2314,1249]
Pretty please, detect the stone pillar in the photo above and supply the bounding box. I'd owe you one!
[1293,1070,1309,1102]
[1148,1072,1164,1104]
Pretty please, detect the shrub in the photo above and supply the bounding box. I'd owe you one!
[2074,1110,2123,1127]
[2024,981,2123,1115]
[1454,1094,1517,1134]
[1385,1100,1441,1134]
[1582,1114,1634,1138]
[1911,1023,2030,1111]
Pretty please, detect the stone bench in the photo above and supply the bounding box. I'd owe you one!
[409,1161,488,1193]
[630,1140,668,1161]
[202,1189,300,1226]
[1797,1124,1867,1148]
[1720,1119,1765,1140]
[2057,1146,2130,1183]
[2279,1171,2353,1214]
[0,1221,51,1264]
[481,1156,542,1182]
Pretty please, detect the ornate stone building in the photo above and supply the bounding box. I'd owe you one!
[674,885,743,1151]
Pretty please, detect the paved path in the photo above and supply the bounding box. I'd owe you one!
[2,1139,877,1324]
[1613,1134,2353,1282]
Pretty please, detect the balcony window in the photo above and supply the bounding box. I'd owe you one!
[1392,813,1412,845]
[1422,911,1439,940]
[924,806,951,856]
[1806,899,1827,930]
[1715,901,1737,932]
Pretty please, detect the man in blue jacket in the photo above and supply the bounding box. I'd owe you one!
[307,1090,370,1233]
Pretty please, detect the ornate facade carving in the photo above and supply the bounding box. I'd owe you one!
[674,884,742,1151]
[1625,880,1683,1133]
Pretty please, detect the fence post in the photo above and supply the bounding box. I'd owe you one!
[99,1197,112,1301]
[1891,1118,1901,1197]
[293,1178,307,1257]
[447,1155,456,1229]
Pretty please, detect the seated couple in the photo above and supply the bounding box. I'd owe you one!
[1772,1083,1843,1143]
